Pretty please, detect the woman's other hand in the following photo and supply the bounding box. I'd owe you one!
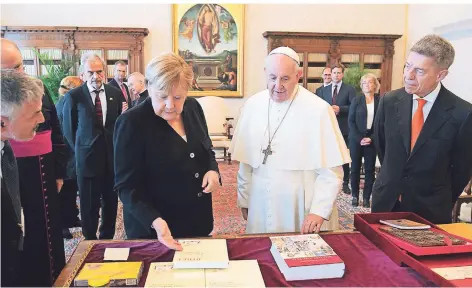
[202,170,219,193]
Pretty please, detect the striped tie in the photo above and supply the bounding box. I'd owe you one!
[94,90,103,127]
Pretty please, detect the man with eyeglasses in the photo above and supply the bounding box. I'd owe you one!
[372,35,472,224]
[62,52,123,240]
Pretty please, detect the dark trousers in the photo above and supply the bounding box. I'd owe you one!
[77,169,117,240]
[1,244,20,287]
[60,179,79,228]
[342,135,350,185]
[349,139,377,200]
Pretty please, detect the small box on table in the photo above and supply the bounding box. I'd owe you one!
[74,261,143,287]
[354,212,472,287]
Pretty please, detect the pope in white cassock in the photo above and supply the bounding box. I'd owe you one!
[230,47,351,234]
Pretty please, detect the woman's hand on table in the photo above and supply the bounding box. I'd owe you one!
[202,170,219,193]
[152,217,183,251]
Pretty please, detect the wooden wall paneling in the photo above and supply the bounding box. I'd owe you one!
[263,31,402,95]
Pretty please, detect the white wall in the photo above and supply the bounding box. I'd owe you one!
[407,4,472,103]
[1,3,408,119]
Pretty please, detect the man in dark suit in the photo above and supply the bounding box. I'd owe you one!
[62,53,123,240]
[373,35,472,224]
[319,63,356,194]
[127,72,149,107]
[315,67,332,97]
[108,60,132,110]
[1,69,45,287]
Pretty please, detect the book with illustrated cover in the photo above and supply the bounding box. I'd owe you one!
[379,226,467,247]
[144,260,265,288]
[270,234,345,281]
[380,219,431,230]
[173,239,229,269]
[74,261,143,287]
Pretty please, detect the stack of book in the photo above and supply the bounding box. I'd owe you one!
[145,239,265,287]
[270,234,345,281]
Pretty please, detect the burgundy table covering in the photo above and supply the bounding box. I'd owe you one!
[71,233,434,287]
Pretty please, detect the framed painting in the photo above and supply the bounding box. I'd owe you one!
[173,4,244,97]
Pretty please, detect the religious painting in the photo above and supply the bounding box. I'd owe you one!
[173,4,244,97]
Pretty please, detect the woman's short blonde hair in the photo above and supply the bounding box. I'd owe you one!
[145,52,193,95]
[360,73,380,94]
[58,76,83,97]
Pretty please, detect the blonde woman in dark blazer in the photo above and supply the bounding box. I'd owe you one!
[348,73,380,207]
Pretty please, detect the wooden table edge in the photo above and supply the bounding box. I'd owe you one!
[54,229,357,287]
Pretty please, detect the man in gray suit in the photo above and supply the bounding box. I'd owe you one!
[318,63,356,194]
[1,69,45,286]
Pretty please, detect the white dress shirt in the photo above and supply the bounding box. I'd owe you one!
[412,82,441,122]
[87,82,107,126]
[366,102,375,130]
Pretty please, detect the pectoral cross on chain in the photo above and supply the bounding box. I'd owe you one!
[262,144,273,164]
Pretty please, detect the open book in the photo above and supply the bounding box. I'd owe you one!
[145,260,265,287]
[173,239,229,269]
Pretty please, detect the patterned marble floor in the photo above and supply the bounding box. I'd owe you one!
[64,161,370,260]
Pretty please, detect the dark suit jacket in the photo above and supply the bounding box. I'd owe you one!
[372,85,472,224]
[109,78,132,107]
[315,84,329,98]
[1,141,23,286]
[132,89,148,107]
[62,84,123,178]
[56,96,76,180]
[319,82,356,135]
[348,94,380,143]
[114,97,220,239]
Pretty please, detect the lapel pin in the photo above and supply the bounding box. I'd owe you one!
[110,98,113,100]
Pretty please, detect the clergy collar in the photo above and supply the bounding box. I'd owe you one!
[413,82,441,104]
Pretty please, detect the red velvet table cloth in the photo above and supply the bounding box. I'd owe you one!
[68,232,433,287]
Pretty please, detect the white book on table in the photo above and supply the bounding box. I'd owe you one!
[205,260,265,288]
[144,262,205,287]
[145,260,265,288]
[173,239,229,269]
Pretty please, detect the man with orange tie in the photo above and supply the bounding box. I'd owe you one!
[372,35,472,224]
[108,60,131,111]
